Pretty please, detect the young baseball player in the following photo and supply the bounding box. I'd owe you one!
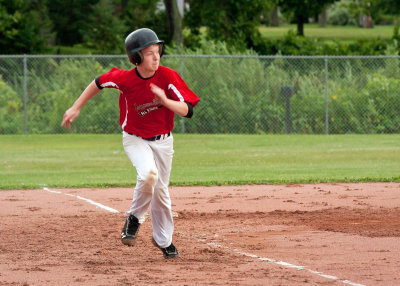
[61,28,200,259]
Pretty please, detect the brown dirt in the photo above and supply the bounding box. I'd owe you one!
[1,182,399,285]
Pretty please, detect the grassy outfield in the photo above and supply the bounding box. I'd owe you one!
[0,134,399,190]
[259,24,394,39]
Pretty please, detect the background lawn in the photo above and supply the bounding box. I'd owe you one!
[0,134,399,190]
[259,24,395,39]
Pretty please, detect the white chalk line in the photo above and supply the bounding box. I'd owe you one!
[42,187,364,286]
[43,187,119,213]
[199,240,365,286]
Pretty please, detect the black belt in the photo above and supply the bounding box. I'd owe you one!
[128,132,171,141]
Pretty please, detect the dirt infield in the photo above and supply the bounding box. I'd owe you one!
[1,183,399,286]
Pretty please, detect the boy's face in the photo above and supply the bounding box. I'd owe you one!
[139,44,161,74]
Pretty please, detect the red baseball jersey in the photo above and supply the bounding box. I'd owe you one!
[96,65,200,138]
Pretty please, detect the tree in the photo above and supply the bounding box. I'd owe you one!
[318,5,329,27]
[347,0,378,28]
[271,6,280,27]
[83,0,127,54]
[185,0,269,51]
[164,0,184,48]
[117,0,169,43]
[375,0,400,39]
[46,0,99,46]
[278,0,335,36]
[379,0,400,12]
[0,0,50,53]
[46,0,169,50]
[361,0,400,26]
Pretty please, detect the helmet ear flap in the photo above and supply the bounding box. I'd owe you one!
[132,51,143,65]
[131,44,163,66]
[159,43,164,57]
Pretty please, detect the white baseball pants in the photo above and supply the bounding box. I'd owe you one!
[122,131,175,248]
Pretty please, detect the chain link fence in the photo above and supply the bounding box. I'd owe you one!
[1,54,399,134]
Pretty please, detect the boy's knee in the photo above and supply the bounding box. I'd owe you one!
[144,169,158,188]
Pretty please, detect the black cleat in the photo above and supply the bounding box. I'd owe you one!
[152,238,179,259]
[121,215,140,246]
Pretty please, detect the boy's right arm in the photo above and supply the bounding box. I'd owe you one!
[61,80,101,129]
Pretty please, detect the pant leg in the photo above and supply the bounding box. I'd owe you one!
[123,132,158,222]
[149,135,175,248]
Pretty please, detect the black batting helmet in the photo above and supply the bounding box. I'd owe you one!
[125,28,164,65]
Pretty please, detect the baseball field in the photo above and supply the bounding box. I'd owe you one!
[1,134,400,285]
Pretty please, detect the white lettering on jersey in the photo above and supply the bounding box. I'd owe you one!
[101,81,123,93]
[168,84,184,102]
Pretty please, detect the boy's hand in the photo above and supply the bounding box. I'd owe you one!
[150,83,167,105]
[61,107,80,129]
[149,83,188,116]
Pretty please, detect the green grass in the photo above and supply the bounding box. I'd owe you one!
[259,24,395,40]
[0,134,399,190]
[44,44,97,55]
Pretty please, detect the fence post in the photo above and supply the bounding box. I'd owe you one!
[324,56,329,135]
[23,55,28,134]
[281,86,295,134]
[180,55,185,133]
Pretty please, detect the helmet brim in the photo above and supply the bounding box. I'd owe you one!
[127,40,164,56]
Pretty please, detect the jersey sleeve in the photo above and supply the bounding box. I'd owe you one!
[166,69,200,107]
[95,67,122,91]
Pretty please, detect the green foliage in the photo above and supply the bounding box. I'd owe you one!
[346,0,382,26]
[261,30,398,55]
[83,0,127,54]
[393,18,400,41]
[278,0,335,35]
[166,41,274,134]
[0,75,23,133]
[328,1,357,26]
[0,0,49,53]
[378,0,400,13]
[14,57,129,134]
[327,59,400,134]
[1,0,400,55]
[168,42,400,134]
[184,0,269,52]
[46,0,99,46]
[120,0,169,44]
[1,50,400,135]
[42,0,169,52]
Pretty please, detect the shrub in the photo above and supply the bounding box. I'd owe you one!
[0,75,23,134]
[328,3,357,26]
[2,46,400,134]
